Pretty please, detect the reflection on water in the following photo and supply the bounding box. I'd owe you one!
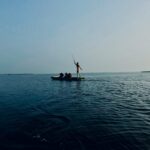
[0,73,150,149]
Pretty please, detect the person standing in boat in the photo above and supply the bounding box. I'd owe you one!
[74,61,82,78]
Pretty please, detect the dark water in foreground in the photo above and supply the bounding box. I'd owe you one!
[0,73,150,150]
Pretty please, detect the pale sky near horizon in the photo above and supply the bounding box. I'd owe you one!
[0,0,150,73]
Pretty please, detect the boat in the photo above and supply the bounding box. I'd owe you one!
[51,76,85,81]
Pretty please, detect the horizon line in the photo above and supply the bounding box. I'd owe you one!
[0,71,145,75]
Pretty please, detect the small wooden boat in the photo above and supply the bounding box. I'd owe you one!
[51,76,85,81]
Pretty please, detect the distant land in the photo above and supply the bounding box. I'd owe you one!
[141,71,150,73]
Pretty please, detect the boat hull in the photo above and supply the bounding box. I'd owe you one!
[51,76,84,81]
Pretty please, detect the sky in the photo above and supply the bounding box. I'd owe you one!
[0,0,150,73]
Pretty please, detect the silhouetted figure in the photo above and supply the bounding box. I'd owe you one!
[59,73,64,78]
[65,73,68,79]
[74,61,82,78]
[68,73,72,79]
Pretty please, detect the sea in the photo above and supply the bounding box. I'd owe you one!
[0,73,150,150]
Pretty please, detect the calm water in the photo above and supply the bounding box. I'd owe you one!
[0,73,150,150]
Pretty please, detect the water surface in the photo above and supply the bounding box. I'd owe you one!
[0,73,150,150]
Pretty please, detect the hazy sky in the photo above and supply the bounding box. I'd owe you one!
[0,0,150,73]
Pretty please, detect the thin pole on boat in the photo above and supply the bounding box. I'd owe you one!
[72,55,76,64]
[72,55,77,77]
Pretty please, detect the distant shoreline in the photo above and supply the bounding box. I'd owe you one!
[0,71,142,75]
[141,71,150,73]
